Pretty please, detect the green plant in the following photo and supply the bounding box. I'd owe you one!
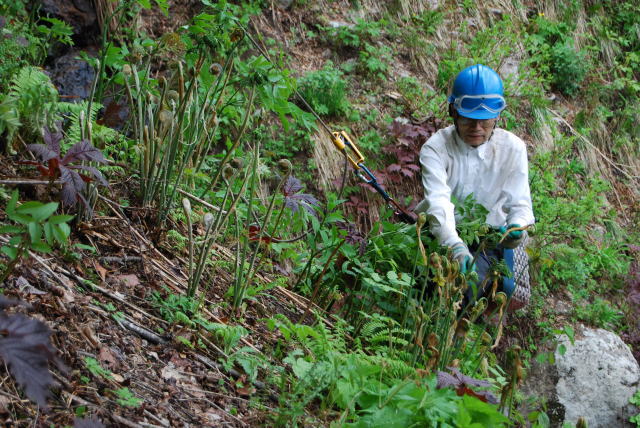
[183,152,257,301]
[25,123,108,208]
[528,136,630,320]
[0,191,73,282]
[358,43,392,79]
[396,76,445,119]
[265,314,508,427]
[0,0,29,17]
[630,389,640,426]
[204,322,248,354]
[112,387,143,408]
[549,44,587,96]
[298,63,350,117]
[262,122,311,159]
[412,9,444,36]
[357,129,384,152]
[324,19,383,50]
[0,19,39,92]
[228,154,287,311]
[35,17,73,60]
[574,297,623,330]
[84,357,114,380]
[150,289,199,325]
[526,15,588,96]
[0,66,58,148]
[125,54,239,221]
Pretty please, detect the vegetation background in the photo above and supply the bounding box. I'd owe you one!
[0,0,638,426]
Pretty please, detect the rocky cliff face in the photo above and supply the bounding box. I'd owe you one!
[523,327,640,427]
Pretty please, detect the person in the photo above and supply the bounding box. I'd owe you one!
[415,64,535,309]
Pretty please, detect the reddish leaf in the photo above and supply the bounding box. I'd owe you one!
[248,225,274,244]
[60,166,86,205]
[436,367,498,405]
[400,168,416,177]
[282,176,319,216]
[456,386,498,404]
[27,144,58,162]
[42,123,62,157]
[62,140,106,164]
[0,312,59,407]
[68,165,109,187]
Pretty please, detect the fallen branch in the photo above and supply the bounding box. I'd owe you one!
[177,188,226,213]
[117,317,168,345]
[0,179,63,185]
[99,255,143,264]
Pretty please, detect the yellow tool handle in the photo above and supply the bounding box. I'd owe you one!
[331,131,365,170]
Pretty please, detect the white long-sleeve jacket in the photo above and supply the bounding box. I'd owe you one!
[415,125,535,247]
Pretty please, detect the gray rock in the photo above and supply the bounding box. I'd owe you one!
[549,298,573,316]
[328,20,353,29]
[47,51,96,101]
[523,327,640,427]
[500,57,520,80]
[41,0,97,34]
[276,0,294,9]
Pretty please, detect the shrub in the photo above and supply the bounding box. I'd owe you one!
[298,64,350,117]
[358,43,392,79]
[548,43,588,96]
[324,19,383,49]
[526,15,589,97]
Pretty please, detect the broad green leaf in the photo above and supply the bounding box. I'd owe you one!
[557,344,567,356]
[563,325,575,344]
[370,272,382,282]
[57,223,71,240]
[74,243,96,252]
[7,211,33,225]
[5,190,18,216]
[0,225,23,234]
[458,395,509,427]
[52,224,69,245]
[43,222,53,245]
[49,214,74,225]
[27,222,42,243]
[17,202,58,222]
[1,245,18,260]
[30,242,52,253]
[137,0,151,8]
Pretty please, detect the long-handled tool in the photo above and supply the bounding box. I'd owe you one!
[242,24,417,224]
[330,131,416,223]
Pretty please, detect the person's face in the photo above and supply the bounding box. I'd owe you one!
[454,112,498,147]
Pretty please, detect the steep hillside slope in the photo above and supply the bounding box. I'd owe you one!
[0,0,637,426]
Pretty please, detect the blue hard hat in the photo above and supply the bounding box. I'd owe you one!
[448,64,506,119]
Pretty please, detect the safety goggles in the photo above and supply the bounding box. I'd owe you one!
[453,94,506,115]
